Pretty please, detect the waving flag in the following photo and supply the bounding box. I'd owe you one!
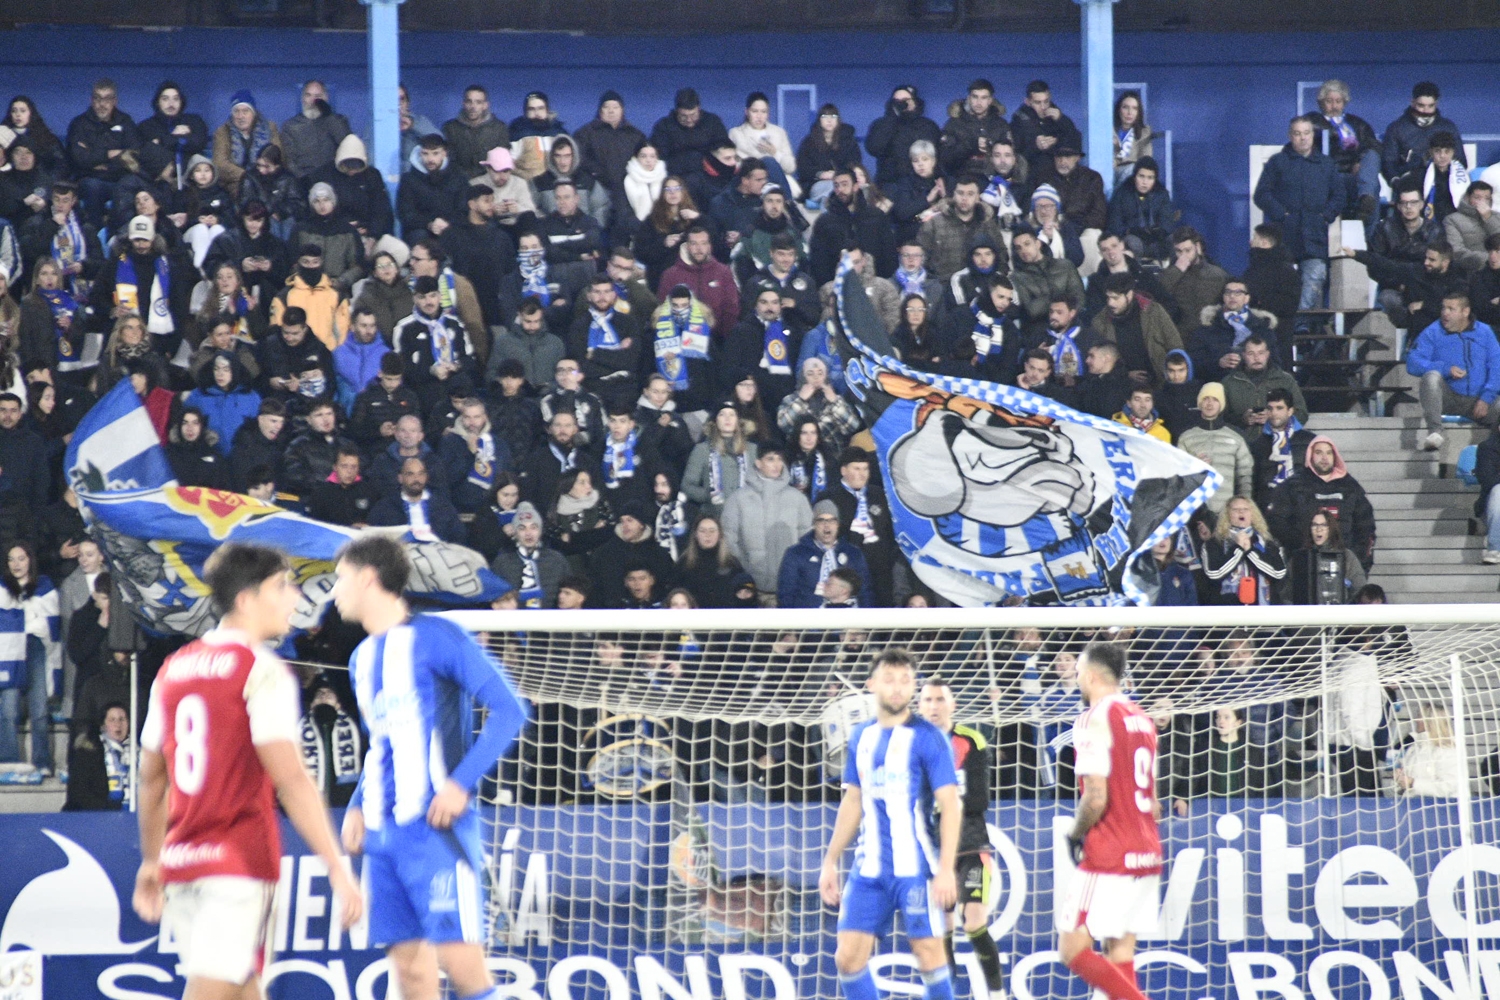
[66,382,508,637]
[833,261,1219,606]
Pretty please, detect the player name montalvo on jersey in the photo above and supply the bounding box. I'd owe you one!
[163,651,242,681]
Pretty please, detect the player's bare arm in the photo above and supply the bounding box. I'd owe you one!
[341,805,365,855]
[932,784,961,909]
[1069,775,1108,863]
[257,740,365,929]
[132,747,170,924]
[819,785,864,907]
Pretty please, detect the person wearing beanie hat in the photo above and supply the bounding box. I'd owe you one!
[649,88,731,180]
[443,84,510,180]
[212,90,280,199]
[1177,379,1253,513]
[280,79,352,180]
[776,484,871,608]
[306,133,394,239]
[1104,154,1177,263]
[139,81,210,173]
[490,500,570,608]
[1025,180,1086,269]
[574,90,648,196]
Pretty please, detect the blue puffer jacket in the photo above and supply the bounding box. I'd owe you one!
[1252,144,1343,261]
[1406,319,1500,405]
[776,532,873,609]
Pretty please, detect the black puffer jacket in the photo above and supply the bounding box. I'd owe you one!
[865,92,942,186]
[795,123,863,192]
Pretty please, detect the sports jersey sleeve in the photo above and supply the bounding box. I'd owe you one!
[435,621,531,793]
[140,681,164,753]
[243,651,302,746]
[921,726,958,790]
[842,722,865,787]
[1073,708,1113,777]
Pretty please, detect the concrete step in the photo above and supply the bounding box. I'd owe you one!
[1363,506,1470,521]
[1377,519,1473,537]
[1377,548,1489,566]
[1362,478,1474,495]
[1369,573,1500,593]
[1371,591,1500,604]
[1368,562,1500,575]
[1367,493,1474,511]
[1378,536,1483,549]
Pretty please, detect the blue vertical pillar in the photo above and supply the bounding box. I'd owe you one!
[1078,0,1116,194]
[363,0,404,201]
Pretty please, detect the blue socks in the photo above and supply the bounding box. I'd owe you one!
[839,969,879,1000]
[923,966,956,1000]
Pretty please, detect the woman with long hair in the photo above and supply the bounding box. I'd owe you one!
[1112,91,1156,185]
[729,92,800,197]
[1395,704,1464,798]
[1287,511,1366,605]
[682,401,757,512]
[1202,496,1287,606]
[634,175,722,287]
[784,416,837,499]
[2,96,64,172]
[191,261,264,346]
[623,143,666,223]
[0,541,60,773]
[891,293,946,370]
[675,512,746,608]
[795,103,862,206]
[18,259,90,381]
[729,373,774,445]
[547,468,616,564]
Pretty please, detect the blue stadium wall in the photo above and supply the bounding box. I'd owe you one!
[1,24,1497,274]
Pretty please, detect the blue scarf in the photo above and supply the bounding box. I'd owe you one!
[894,266,928,298]
[230,117,273,169]
[1262,415,1304,489]
[791,450,828,497]
[1223,307,1254,349]
[846,482,878,543]
[970,305,1008,359]
[516,546,545,608]
[409,310,454,365]
[38,288,85,370]
[604,429,638,488]
[1049,325,1084,378]
[465,431,499,490]
[708,449,747,505]
[588,308,621,351]
[402,493,438,541]
[1326,115,1357,151]
[761,319,790,375]
[115,253,173,334]
[519,253,551,307]
[495,507,517,532]
[52,211,89,298]
[103,735,133,806]
[1117,128,1135,161]
[655,494,688,560]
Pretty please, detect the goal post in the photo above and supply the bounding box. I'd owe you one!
[445,605,1500,1000]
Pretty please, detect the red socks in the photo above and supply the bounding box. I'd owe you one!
[1067,951,1147,1000]
[1115,959,1137,993]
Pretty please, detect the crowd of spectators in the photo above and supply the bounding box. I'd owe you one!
[0,70,1490,798]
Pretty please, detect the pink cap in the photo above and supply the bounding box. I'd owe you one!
[483,147,514,171]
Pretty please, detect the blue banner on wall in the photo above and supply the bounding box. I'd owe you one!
[0,801,1494,999]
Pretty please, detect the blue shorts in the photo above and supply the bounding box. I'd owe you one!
[837,872,945,940]
[364,812,485,948]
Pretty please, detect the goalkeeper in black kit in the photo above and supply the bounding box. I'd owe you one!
[920,679,1006,1000]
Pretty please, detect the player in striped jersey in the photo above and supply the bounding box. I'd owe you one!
[919,679,1006,1000]
[820,648,961,1000]
[333,536,530,1000]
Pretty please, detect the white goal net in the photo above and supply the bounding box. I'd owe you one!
[444,605,1500,1000]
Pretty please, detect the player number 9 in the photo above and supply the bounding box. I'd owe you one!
[1133,747,1153,813]
[174,694,209,795]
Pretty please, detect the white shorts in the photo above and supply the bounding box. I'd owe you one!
[163,875,276,985]
[1055,870,1161,941]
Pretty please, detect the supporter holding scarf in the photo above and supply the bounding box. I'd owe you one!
[114,216,174,336]
[518,244,552,308]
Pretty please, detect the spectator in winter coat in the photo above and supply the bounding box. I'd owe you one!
[586,502,676,608]
[184,350,261,455]
[1445,182,1500,274]
[888,142,950,246]
[573,90,648,199]
[281,401,354,498]
[1084,232,1175,324]
[1187,279,1282,378]
[1382,81,1466,185]
[1250,389,1314,510]
[535,135,612,231]
[1089,273,1180,382]
[235,145,300,240]
[492,504,570,608]
[650,89,731,180]
[397,134,469,239]
[164,408,229,490]
[1407,132,1470,225]
[1202,496,1287,606]
[1159,227,1230,338]
[1244,226,1303,364]
[1220,336,1308,439]
[1157,350,1200,441]
[536,181,604,267]
[1112,384,1172,443]
[722,446,813,596]
[489,299,567,391]
[658,227,739,338]
[368,456,466,543]
[1473,235,1500,330]
[728,93,800,197]
[918,175,1006,283]
[508,90,568,144]
[1009,80,1082,173]
[442,184,516,335]
[1025,184,1085,270]
[865,85,943,187]
[307,134,392,239]
[809,171,897,286]
[1345,240,1468,339]
[307,446,377,528]
[777,498,872,609]
[1371,182,1446,291]
[474,147,538,230]
[1036,143,1107,235]
[796,105,863,205]
[1105,157,1176,262]
[1253,117,1344,323]
[443,86,510,179]
[392,276,480,411]
[280,81,351,179]
[348,353,419,447]
[1177,382,1253,513]
[1009,230,1084,327]
[938,80,1010,177]
[569,275,643,396]
[66,79,141,227]
[1405,290,1500,450]
[1308,79,1383,220]
[815,448,895,607]
[1112,91,1156,184]
[289,185,365,296]
[333,307,390,406]
[138,81,209,177]
[227,398,290,491]
[1266,435,1376,572]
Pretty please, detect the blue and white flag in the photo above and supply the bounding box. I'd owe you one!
[833,260,1219,606]
[67,382,508,638]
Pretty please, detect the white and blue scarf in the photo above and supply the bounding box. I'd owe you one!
[402,491,438,541]
[761,319,790,375]
[845,483,878,543]
[708,449,748,505]
[230,116,274,169]
[1263,415,1304,489]
[51,211,89,298]
[653,302,712,390]
[791,450,828,497]
[299,709,360,793]
[603,429,638,489]
[655,494,688,561]
[1048,325,1084,378]
[1325,115,1357,151]
[519,251,551,307]
[970,306,1009,360]
[1223,307,1254,349]
[815,541,840,596]
[0,580,60,694]
[894,266,929,299]
[588,308,622,351]
[981,174,1022,221]
[465,431,499,490]
[38,288,87,371]
[115,253,174,335]
[409,310,454,366]
[549,442,578,474]
[1117,128,1135,162]
[103,735,133,807]
[516,545,545,608]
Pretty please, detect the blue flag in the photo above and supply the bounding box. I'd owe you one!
[832,260,1220,606]
[67,382,508,637]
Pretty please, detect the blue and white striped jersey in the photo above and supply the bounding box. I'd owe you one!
[842,716,958,879]
[349,614,528,835]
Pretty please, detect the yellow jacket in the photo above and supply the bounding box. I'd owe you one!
[270,274,350,351]
[1112,410,1172,443]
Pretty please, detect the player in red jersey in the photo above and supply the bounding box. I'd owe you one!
[133,543,361,999]
[1056,641,1161,1000]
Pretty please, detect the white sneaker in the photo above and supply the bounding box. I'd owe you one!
[1423,431,1445,451]
[1484,550,1500,565]
[989,989,1009,1000]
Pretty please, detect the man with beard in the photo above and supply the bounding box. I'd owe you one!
[1382,81,1466,186]
[91,215,191,356]
[734,187,810,289]
[918,174,1005,284]
[1026,295,1097,393]
[1089,273,1180,384]
[1083,232,1173,323]
[1009,80,1082,173]
[650,89,731,180]
[809,168,896,285]
[1341,241,1469,337]
[1266,435,1376,572]
[1249,390,1314,510]
[939,79,1011,176]
[1220,334,1307,441]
